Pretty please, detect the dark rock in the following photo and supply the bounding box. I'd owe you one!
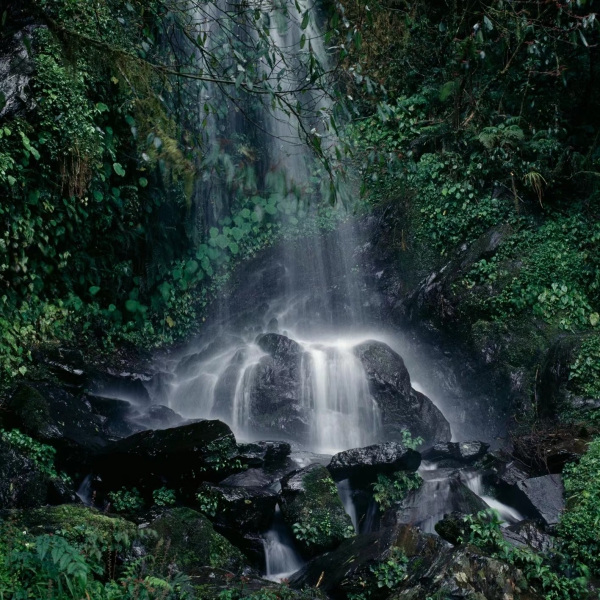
[290,523,448,598]
[197,482,278,533]
[33,347,87,389]
[422,441,489,468]
[280,463,354,558]
[0,25,36,120]
[503,520,554,553]
[93,420,240,501]
[2,383,110,474]
[149,507,247,575]
[384,471,488,532]
[87,395,143,439]
[88,370,151,405]
[514,475,565,527]
[237,440,292,467]
[0,437,54,509]
[246,334,311,441]
[219,467,281,489]
[353,340,451,445]
[197,482,278,567]
[327,442,421,485]
[434,511,469,545]
[390,544,540,600]
[135,405,183,429]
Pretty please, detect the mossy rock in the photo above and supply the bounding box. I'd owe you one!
[280,463,354,557]
[150,507,247,575]
[1,384,52,438]
[0,504,137,548]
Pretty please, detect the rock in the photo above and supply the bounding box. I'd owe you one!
[353,340,451,445]
[87,395,143,439]
[503,520,554,553]
[92,420,240,501]
[246,334,311,440]
[421,441,489,467]
[0,437,58,509]
[279,463,354,558]
[220,467,281,489]
[0,25,36,120]
[390,544,541,600]
[0,505,137,545]
[135,405,183,429]
[33,347,87,389]
[2,383,110,474]
[514,475,565,527]
[434,512,469,545]
[290,523,448,597]
[384,471,488,532]
[197,483,278,533]
[327,442,421,485]
[237,440,292,467]
[149,508,247,575]
[88,369,152,405]
[197,482,278,567]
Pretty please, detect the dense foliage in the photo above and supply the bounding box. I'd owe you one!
[344,0,600,339]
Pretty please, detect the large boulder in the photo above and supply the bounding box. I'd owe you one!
[290,523,447,598]
[502,520,554,553]
[327,442,421,485]
[514,475,565,527]
[279,463,355,558]
[92,420,241,501]
[0,437,76,509]
[197,482,278,567]
[149,508,247,575]
[1,383,111,475]
[422,441,489,468]
[245,333,311,440]
[353,341,451,445]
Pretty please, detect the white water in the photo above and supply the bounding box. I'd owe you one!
[264,507,305,582]
[463,472,524,524]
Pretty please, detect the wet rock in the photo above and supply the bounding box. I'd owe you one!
[514,475,565,527]
[219,467,282,489]
[391,544,540,600]
[93,420,240,501]
[237,440,292,466]
[197,482,278,533]
[353,340,451,445]
[434,511,469,545]
[422,441,489,468]
[290,523,448,598]
[197,482,278,567]
[327,442,421,485]
[280,463,354,558]
[87,396,143,439]
[247,334,311,441]
[88,369,152,405]
[135,405,183,429]
[174,335,245,379]
[503,520,554,553]
[0,25,37,120]
[2,383,110,473]
[0,437,58,509]
[149,507,247,575]
[384,471,488,532]
[33,347,87,389]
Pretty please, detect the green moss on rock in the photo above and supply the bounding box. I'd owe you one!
[280,464,354,557]
[150,507,247,574]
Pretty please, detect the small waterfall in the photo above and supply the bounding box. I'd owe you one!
[263,507,304,582]
[76,475,93,506]
[301,342,381,454]
[463,472,524,524]
[337,479,358,531]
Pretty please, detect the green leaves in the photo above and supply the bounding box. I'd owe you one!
[113,163,126,177]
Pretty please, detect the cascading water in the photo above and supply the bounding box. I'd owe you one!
[263,506,305,582]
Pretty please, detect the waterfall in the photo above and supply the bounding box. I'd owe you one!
[462,472,524,524]
[263,506,305,582]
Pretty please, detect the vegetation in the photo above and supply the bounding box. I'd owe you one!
[372,471,422,511]
[460,510,588,599]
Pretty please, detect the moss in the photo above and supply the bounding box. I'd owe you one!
[282,465,354,557]
[0,505,137,549]
[150,507,246,574]
[2,385,51,437]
